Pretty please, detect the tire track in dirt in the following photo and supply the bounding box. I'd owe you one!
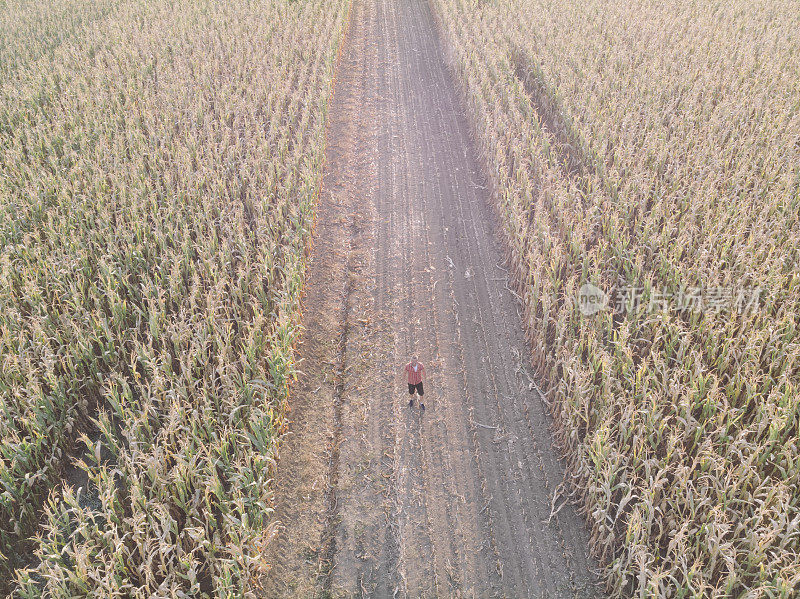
[261,0,602,596]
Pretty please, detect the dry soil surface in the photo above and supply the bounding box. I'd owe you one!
[260,0,601,596]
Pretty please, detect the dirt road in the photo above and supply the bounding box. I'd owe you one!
[260,0,600,596]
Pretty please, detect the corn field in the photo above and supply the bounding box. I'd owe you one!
[432,0,800,596]
[0,0,348,595]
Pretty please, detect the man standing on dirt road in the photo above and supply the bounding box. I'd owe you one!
[405,356,425,411]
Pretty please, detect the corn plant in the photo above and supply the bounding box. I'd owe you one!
[1,0,349,594]
[432,0,800,595]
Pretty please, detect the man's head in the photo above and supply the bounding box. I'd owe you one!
[410,355,418,366]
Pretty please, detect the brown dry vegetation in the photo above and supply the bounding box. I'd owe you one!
[432,0,800,595]
[4,0,800,596]
[0,0,348,595]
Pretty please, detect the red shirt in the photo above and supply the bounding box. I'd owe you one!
[405,362,425,385]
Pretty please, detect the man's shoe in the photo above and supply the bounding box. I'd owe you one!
[409,398,414,407]
[420,402,425,412]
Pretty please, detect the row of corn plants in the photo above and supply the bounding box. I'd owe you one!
[431,0,799,595]
[0,0,349,594]
[0,0,122,81]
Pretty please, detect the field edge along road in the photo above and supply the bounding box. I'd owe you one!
[260,0,602,597]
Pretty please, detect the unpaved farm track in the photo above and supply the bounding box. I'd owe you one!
[260,0,601,597]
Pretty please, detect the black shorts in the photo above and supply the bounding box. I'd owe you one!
[408,382,424,396]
